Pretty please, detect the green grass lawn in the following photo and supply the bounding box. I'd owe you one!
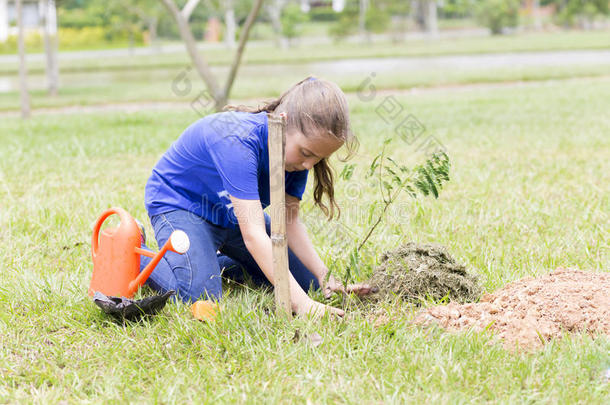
[0,78,608,402]
[1,63,610,112]
[1,30,608,76]
[1,29,608,112]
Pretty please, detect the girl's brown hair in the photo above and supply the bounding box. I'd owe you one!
[226,76,358,220]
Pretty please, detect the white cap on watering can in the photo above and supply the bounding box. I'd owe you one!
[170,230,190,254]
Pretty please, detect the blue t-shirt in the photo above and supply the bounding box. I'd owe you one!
[145,111,309,228]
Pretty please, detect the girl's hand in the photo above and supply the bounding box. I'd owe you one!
[322,274,375,299]
[295,298,345,318]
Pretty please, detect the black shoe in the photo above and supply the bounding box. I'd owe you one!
[93,290,175,321]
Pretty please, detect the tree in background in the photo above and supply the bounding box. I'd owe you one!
[438,0,475,19]
[16,0,30,119]
[106,2,148,54]
[114,0,166,50]
[522,0,543,30]
[474,0,520,34]
[329,0,398,41]
[386,0,410,42]
[42,0,59,96]
[358,0,368,38]
[328,0,359,40]
[172,0,257,48]
[160,0,264,110]
[57,0,148,48]
[281,2,309,45]
[412,0,439,35]
[56,0,254,50]
[266,0,286,48]
[56,0,108,29]
[365,2,391,36]
[264,0,311,47]
[265,0,297,49]
[224,0,236,48]
[547,0,609,28]
[359,0,396,40]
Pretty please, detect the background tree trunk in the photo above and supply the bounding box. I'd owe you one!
[412,0,437,35]
[533,0,542,30]
[267,0,287,49]
[17,0,30,119]
[181,0,200,21]
[224,0,236,49]
[161,0,221,102]
[359,0,369,40]
[128,31,135,56]
[160,0,264,111]
[424,0,438,36]
[148,17,159,50]
[222,0,264,102]
[42,0,59,96]
[0,0,8,43]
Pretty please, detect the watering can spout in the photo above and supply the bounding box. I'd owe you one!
[128,230,190,296]
[89,207,190,299]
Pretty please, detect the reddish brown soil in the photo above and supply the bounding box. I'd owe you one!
[413,268,610,350]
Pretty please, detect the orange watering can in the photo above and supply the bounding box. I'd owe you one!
[89,207,190,298]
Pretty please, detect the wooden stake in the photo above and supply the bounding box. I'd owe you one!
[267,113,291,317]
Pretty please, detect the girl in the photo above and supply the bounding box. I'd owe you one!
[140,77,371,317]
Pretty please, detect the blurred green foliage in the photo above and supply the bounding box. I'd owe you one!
[281,3,309,40]
[439,0,476,19]
[5,0,608,53]
[328,0,406,41]
[551,0,610,27]
[0,27,144,53]
[365,4,392,34]
[328,0,359,40]
[308,6,339,22]
[474,0,521,34]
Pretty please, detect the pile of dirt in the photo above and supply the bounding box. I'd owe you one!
[367,242,482,304]
[413,268,610,350]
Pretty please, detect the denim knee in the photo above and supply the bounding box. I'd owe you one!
[147,210,225,303]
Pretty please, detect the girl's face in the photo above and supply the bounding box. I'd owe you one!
[284,128,344,172]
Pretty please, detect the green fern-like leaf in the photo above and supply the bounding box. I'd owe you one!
[424,168,439,198]
[413,151,451,198]
[340,163,356,180]
[414,177,430,196]
[367,155,381,178]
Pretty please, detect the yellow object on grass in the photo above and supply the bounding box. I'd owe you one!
[190,300,219,322]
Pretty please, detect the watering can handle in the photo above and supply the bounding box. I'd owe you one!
[91,207,132,259]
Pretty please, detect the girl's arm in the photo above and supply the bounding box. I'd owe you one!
[230,196,344,317]
[285,195,373,298]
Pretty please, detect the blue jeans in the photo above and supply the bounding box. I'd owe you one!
[139,209,319,303]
